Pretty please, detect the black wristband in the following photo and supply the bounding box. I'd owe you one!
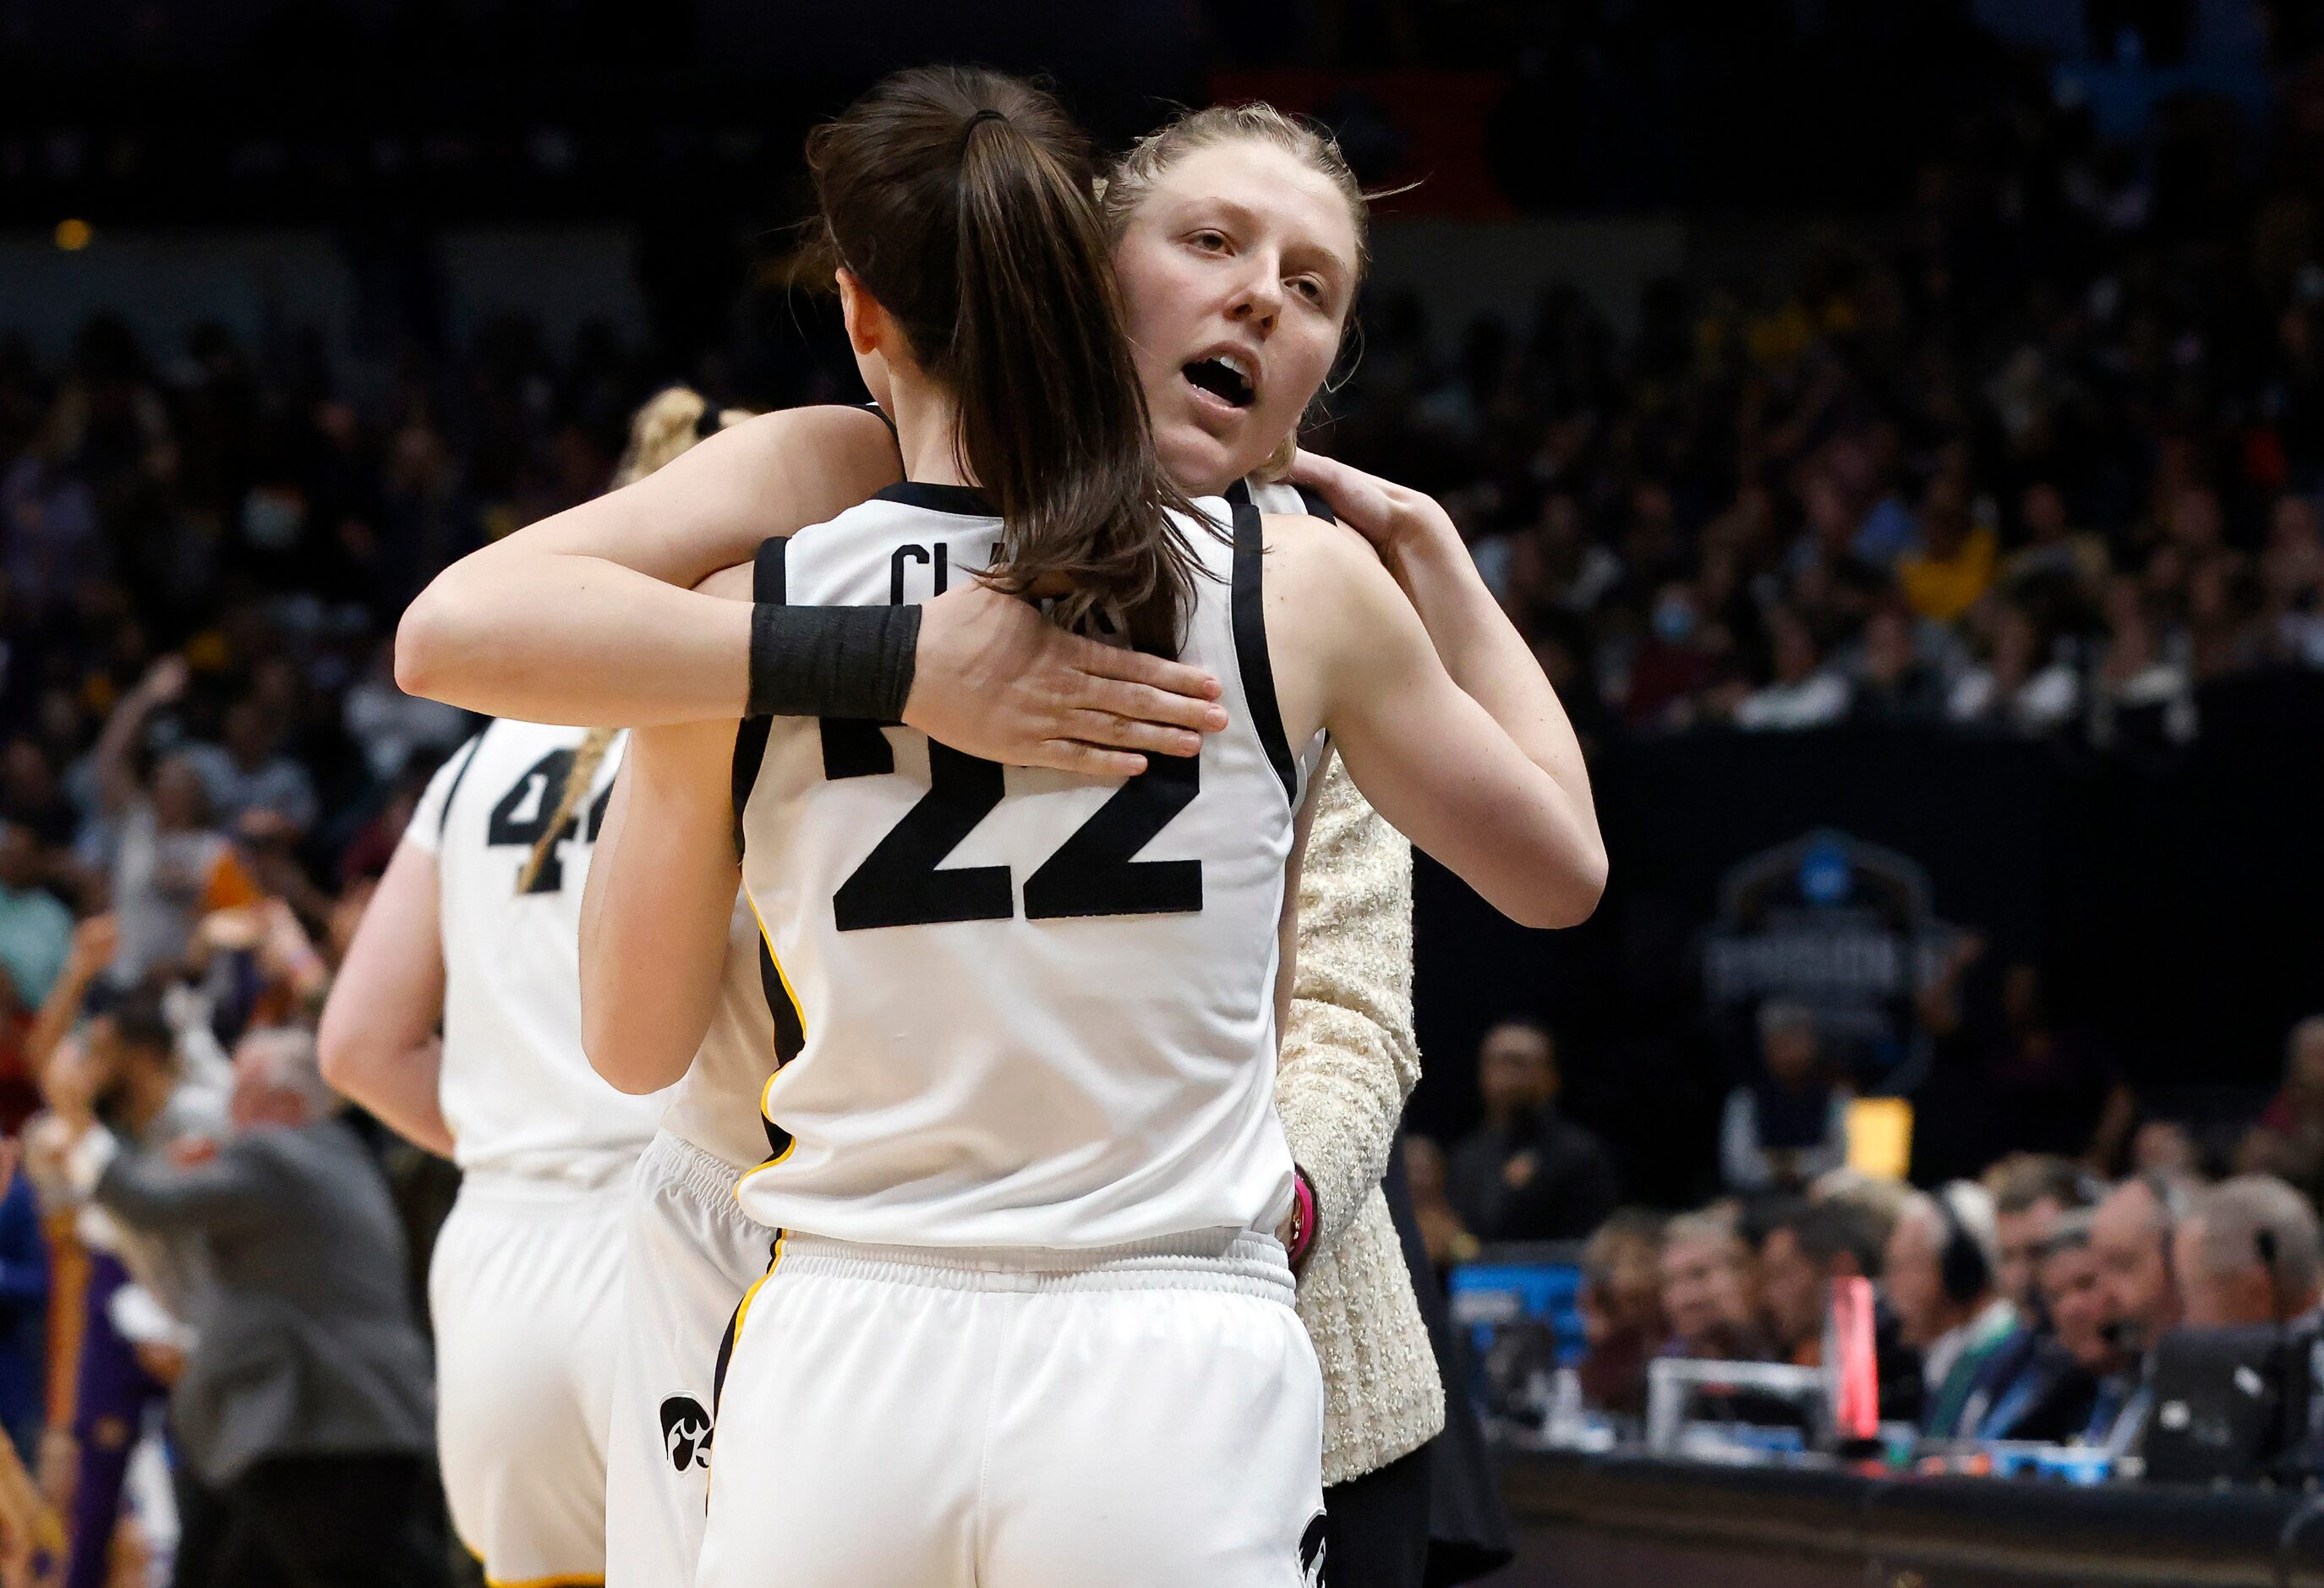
[746,602,921,720]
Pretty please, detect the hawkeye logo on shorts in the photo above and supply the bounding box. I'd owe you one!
[1299,1511,1326,1586]
[660,1396,714,1472]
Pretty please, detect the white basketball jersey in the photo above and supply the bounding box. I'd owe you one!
[654,897,780,1174]
[409,719,665,1186]
[727,481,1324,1249]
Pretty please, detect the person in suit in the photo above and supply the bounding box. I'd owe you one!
[25,938,227,1588]
[1447,1021,1618,1242]
[1959,1211,2104,1443]
[1955,1158,2103,1443]
[2088,1173,2192,1456]
[43,1026,440,1588]
[2034,1212,2139,1444]
[1886,1182,2018,1440]
[1758,1198,1923,1421]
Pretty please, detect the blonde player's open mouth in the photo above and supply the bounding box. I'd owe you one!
[1183,353,1256,415]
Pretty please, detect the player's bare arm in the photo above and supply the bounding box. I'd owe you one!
[578,720,741,1093]
[316,839,457,1158]
[397,407,894,725]
[396,404,1228,773]
[1266,514,1609,930]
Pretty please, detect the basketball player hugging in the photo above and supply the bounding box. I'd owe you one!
[574,66,1604,1588]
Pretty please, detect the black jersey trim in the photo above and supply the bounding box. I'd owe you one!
[746,888,807,1166]
[730,537,789,853]
[1231,499,1299,805]
[873,480,996,517]
[755,534,789,605]
[435,731,486,841]
[711,1235,784,1419]
[1222,475,1337,527]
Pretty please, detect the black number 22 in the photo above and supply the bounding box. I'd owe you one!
[823,723,1201,930]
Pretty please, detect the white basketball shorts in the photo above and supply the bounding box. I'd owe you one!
[696,1229,1327,1588]
[603,1131,773,1588]
[429,1171,630,1587]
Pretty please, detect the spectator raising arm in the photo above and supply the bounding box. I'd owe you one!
[91,657,188,819]
[21,916,115,1085]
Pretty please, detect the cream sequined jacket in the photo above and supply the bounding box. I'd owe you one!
[1281,756,1446,1484]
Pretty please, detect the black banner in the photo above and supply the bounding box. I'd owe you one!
[1410,669,2324,1203]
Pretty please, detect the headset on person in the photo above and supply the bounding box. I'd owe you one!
[2143,1169,2193,1280]
[1933,1184,1993,1308]
[2097,1170,2195,1353]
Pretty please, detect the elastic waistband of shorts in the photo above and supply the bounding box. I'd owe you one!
[771,1229,1295,1304]
[637,1129,756,1220]
[453,1163,637,1212]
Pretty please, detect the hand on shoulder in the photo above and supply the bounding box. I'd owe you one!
[1282,449,1459,565]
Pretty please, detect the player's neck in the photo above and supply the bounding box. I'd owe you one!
[886,372,976,492]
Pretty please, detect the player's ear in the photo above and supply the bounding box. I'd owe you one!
[836,270,882,357]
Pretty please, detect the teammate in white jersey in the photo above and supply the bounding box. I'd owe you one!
[581,67,1604,1588]
[320,392,743,1588]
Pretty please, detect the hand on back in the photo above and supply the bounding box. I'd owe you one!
[694,561,1232,779]
[906,582,1228,779]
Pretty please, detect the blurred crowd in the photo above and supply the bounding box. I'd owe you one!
[1408,1004,2324,1459]
[0,292,528,1582]
[1318,52,2324,758]
[0,273,729,1576]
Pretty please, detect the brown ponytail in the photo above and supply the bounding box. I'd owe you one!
[806,66,1203,653]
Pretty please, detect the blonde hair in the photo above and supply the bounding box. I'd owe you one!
[613,385,753,488]
[522,386,748,893]
[1101,103,1374,481]
[517,729,618,895]
[1101,102,1372,271]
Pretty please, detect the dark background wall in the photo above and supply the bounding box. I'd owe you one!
[1409,671,2324,1202]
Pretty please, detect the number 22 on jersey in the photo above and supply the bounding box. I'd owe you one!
[818,721,1202,930]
